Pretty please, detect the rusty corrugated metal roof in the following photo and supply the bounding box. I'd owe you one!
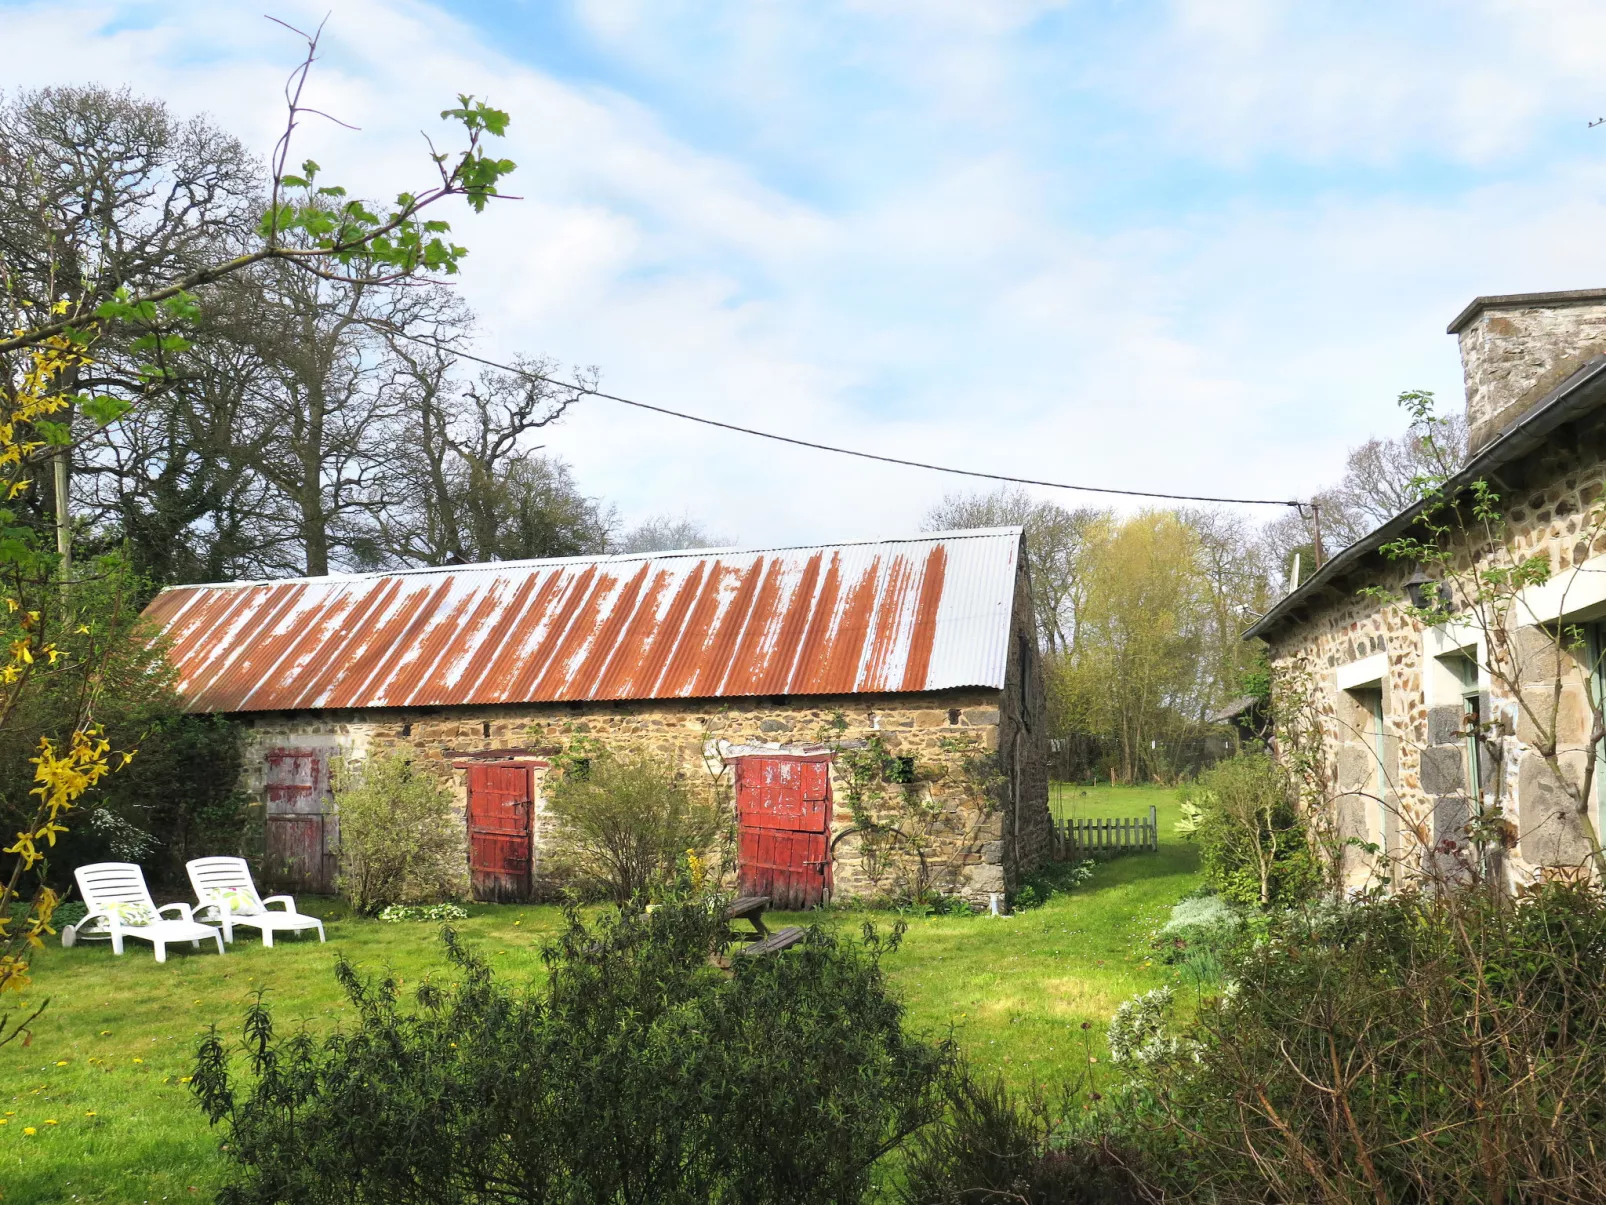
[142,528,1023,713]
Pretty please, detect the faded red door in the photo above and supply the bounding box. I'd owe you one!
[735,756,832,909]
[264,748,337,893]
[467,763,534,901]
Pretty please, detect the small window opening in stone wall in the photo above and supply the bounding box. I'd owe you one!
[481,721,491,739]
[567,700,585,713]
[888,756,916,784]
[768,695,789,707]
[400,722,412,738]
[947,708,961,725]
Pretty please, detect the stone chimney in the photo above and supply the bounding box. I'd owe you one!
[1449,288,1606,455]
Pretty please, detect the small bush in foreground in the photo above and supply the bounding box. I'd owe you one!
[194,899,946,1205]
[1121,883,1606,1204]
[900,1065,1141,1205]
[331,752,467,914]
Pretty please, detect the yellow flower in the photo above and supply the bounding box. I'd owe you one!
[54,1060,67,1066]
[85,1111,96,1117]
[100,1030,111,1035]
[43,1119,56,1125]
[132,1057,143,1064]
[22,1126,34,1136]
[179,1076,192,1083]
[0,1119,7,1125]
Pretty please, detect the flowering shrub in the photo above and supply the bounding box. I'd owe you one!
[377,903,468,923]
[1107,986,1191,1067]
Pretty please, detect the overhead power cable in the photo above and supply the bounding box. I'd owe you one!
[388,330,1304,508]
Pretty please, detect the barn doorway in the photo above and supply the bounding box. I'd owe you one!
[466,762,536,901]
[733,755,833,909]
[264,747,338,894]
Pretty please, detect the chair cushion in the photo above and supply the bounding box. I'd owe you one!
[209,888,261,915]
[104,902,156,927]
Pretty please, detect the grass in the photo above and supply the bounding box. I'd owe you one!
[1,785,1199,1203]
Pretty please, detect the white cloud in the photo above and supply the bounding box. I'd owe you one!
[4,0,1606,553]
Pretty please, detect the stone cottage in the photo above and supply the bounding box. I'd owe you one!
[141,527,1052,907]
[1247,288,1606,891]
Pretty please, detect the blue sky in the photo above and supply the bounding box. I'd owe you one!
[6,0,1606,545]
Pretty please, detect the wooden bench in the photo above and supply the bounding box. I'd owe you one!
[724,895,771,942]
[735,925,805,957]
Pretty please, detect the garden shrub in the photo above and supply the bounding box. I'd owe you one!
[544,746,720,903]
[1154,892,1240,977]
[331,752,467,914]
[900,1064,1142,1205]
[1178,753,1317,907]
[2,560,256,894]
[376,902,468,923]
[1118,883,1606,1203]
[194,899,947,1205]
[1011,860,1097,911]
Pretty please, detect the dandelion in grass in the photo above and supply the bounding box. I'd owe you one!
[22,1126,34,1135]
[84,1111,95,1117]
[43,1119,56,1125]
[54,1060,67,1066]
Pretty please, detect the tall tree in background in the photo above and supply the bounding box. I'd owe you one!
[0,86,258,567]
[0,23,520,1024]
[1053,511,1204,783]
[1262,410,1469,583]
[921,487,1101,654]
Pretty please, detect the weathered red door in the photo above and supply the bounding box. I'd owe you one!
[264,748,338,893]
[467,763,534,901]
[735,756,832,909]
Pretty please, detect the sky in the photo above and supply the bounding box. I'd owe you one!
[5,0,1606,549]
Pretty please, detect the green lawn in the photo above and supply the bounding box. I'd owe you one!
[1,785,1198,1203]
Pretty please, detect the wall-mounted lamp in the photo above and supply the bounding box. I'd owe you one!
[1404,569,1448,613]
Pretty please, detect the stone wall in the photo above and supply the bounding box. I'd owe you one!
[1263,409,1606,890]
[238,685,1044,906]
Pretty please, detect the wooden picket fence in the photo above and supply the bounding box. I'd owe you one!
[1053,805,1158,860]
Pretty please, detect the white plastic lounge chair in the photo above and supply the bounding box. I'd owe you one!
[61,862,224,962]
[187,856,326,947]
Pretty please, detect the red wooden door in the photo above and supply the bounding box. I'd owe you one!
[735,756,832,909]
[264,748,337,893]
[468,763,534,901]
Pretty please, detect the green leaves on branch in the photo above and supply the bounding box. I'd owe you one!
[259,96,515,276]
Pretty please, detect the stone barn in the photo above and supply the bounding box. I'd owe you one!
[141,527,1053,907]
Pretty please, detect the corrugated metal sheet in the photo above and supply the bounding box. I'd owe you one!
[141,528,1023,713]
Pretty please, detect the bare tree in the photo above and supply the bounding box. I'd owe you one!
[1262,410,1470,582]
[921,487,1102,655]
[614,515,731,554]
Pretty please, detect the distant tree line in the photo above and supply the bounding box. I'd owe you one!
[0,85,726,596]
[923,414,1468,784]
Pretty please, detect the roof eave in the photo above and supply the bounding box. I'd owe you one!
[1243,355,1606,644]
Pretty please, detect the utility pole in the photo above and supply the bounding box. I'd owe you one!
[1310,500,1325,569]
